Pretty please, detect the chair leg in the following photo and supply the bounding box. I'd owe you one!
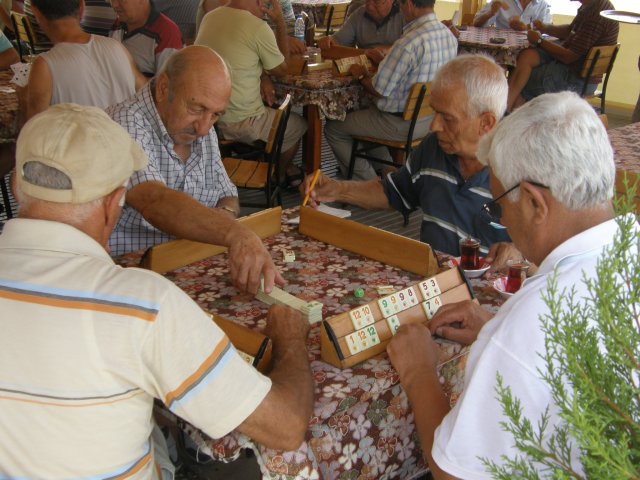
[347,140,359,180]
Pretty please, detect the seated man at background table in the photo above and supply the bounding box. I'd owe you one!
[109,0,183,77]
[24,0,146,121]
[386,91,625,479]
[473,0,550,31]
[0,29,18,69]
[195,0,307,189]
[506,0,618,112]
[108,46,283,294]
[0,103,314,479]
[324,0,457,181]
[303,54,515,264]
[317,0,405,64]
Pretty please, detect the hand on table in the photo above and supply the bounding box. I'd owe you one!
[484,241,525,273]
[509,16,527,31]
[365,47,387,65]
[428,300,493,345]
[260,74,277,106]
[227,225,285,295]
[288,36,306,55]
[387,323,440,382]
[527,29,542,44]
[348,63,368,79]
[317,36,335,50]
[299,171,339,207]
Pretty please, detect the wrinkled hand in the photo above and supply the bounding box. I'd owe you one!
[262,0,283,22]
[387,323,439,383]
[509,16,527,30]
[227,226,285,295]
[299,171,339,207]
[484,242,524,273]
[490,1,507,15]
[527,29,542,44]
[288,36,306,55]
[260,74,277,106]
[365,47,386,65]
[317,36,335,50]
[264,304,310,345]
[428,300,492,345]
[348,63,367,78]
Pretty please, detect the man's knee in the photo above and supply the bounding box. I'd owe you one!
[516,47,541,68]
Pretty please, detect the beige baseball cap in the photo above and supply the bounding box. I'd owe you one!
[16,103,148,204]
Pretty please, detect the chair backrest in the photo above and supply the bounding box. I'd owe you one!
[579,44,619,79]
[323,2,349,36]
[402,82,432,151]
[265,94,292,157]
[10,11,30,60]
[11,12,50,58]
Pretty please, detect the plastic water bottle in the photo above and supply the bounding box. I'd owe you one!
[294,14,306,45]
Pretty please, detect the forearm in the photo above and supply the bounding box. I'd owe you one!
[335,179,391,209]
[540,23,571,39]
[473,10,493,27]
[403,369,458,480]
[274,19,291,60]
[237,338,313,450]
[216,196,240,217]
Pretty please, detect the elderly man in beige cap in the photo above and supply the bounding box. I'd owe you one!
[0,104,313,479]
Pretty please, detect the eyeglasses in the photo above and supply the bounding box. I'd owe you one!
[482,180,549,227]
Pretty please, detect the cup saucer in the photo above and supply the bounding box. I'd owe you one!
[449,257,491,279]
[493,277,514,299]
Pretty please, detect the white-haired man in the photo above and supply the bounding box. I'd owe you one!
[0,103,313,479]
[302,55,516,265]
[386,91,633,478]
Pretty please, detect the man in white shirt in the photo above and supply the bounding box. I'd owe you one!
[386,91,626,478]
[473,0,550,30]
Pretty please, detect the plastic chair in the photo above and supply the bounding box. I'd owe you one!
[222,95,292,208]
[579,44,620,114]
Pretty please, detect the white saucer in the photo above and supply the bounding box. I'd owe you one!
[493,277,514,299]
[449,257,491,279]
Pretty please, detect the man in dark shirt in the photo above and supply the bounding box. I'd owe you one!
[507,0,619,112]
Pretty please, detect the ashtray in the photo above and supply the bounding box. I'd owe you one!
[489,37,506,44]
[449,257,491,279]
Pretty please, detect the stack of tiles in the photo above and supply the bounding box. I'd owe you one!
[320,267,474,368]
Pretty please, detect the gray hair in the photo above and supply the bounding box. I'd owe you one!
[432,54,507,119]
[16,161,104,223]
[477,91,615,211]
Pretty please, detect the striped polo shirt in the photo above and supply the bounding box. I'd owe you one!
[0,219,270,479]
[383,134,511,256]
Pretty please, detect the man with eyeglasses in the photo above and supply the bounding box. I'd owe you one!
[302,55,517,266]
[107,46,284,295]
[317,0,405,64]
[386,91,628,479]
[109,0,183,77]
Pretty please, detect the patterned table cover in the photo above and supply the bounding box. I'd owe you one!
[273,69,365,121]
[117,208,507,479]
[457,26,530,67]
[0,70,18,144]
[609,122,640,177]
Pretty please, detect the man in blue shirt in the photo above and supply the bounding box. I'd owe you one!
[324,0,457,181]
[302,55,518,267]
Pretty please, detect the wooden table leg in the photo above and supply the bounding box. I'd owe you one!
[302,104,322,174]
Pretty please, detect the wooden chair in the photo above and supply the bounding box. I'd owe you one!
[579,44,620,114]
[10,11,50,61]
[222,95,292,209]
[347,82,433,180]
[315,2,350,38]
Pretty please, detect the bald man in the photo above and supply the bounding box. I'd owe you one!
[108,46,283,295]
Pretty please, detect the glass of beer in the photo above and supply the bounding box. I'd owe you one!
[506,260,530,293]
[459,237,480,270]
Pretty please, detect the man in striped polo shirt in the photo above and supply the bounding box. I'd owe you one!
[0,104,313,479]
[302,55,520,268]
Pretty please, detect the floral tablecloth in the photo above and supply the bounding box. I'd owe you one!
[273,70,365,121]
[609,122,640,176]
[117,209,507,479]
[457,26,530,68]
[0,70,19,144]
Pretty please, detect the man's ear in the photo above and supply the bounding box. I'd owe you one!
[520,181,549,226]
[478,111,497,136]
[155,73,170,103]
